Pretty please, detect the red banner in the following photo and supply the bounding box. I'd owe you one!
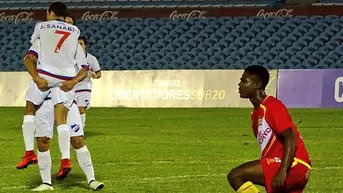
[0,6,342,24]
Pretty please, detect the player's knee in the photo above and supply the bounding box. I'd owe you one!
[37,137,50,152]
[227,167,243,183]
[71,136,84,149]
[25,101,36,115]
[54,104,68,125]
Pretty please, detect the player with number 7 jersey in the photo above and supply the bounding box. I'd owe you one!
[23,2,89,191]
[30,19,87,81]
[26,2,89,109]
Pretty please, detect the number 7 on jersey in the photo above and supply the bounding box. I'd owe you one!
[55,30,71,53]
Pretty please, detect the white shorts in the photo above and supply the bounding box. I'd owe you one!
[38,70,73,88]
[26,80,48,106]
[26,80,74,109]
[75,90,91,109]
[35,99,84,139]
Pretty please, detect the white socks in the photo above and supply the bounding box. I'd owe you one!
[22,115,35,151]
[37,150,52,185]
[57,124,70,159]
[80,113,86,128]
[76,146,95,184]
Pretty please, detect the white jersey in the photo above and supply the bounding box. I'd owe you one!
[26,39,88,108]
[30,19,87,79]
[74,53,101,91]
[28,39,88,78]
[28,39,40,67]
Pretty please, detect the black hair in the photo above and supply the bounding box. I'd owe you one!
[48,2,68,18]
[78,36,88,46]
[244,65,270,89]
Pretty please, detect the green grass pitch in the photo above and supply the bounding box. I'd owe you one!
[0,107,342,193]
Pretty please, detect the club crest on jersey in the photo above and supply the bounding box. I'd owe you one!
[71,124,80,132]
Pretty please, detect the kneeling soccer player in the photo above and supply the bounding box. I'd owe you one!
[227,65,311,193]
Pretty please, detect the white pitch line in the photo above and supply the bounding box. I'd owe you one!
[1,161,342,170]
[1,167,342,191]
[0,160,221,169]
[0,164,341,190]
[0,173,224,191]
[314,166,342,170]
[139,174,225,181]
[1,185,29,190]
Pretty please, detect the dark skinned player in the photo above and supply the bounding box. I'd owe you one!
[227,65,312,193]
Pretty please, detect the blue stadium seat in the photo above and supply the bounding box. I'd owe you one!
[1,15,343,71]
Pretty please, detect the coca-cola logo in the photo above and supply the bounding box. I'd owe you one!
[169,10,207,20]
[256,9,294,19]
[81,11,119,22]
[0,11,34,23]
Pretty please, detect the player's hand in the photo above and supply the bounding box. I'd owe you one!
[272,170,287,190]
[33,77,49,91]
[60,80,77,92]
[91,72,99,79]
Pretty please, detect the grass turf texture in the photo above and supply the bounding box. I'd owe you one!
[0,107,342,193]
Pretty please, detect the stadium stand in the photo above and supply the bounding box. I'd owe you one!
[1,15,342,71]
[0,0,282,9]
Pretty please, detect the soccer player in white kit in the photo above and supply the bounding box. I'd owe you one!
[26,41,98,191]
[16,14,83,172]
[75,36,101,128]
[34,92,104,191]
[26,39,88,191]
[26,15,104,191]
[16,14,82,171]
[16,42,40,170]
[23,2,88,191]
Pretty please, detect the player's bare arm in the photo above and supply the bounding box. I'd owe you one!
[60,68,88,91]
[23,53,48,91]
[272,127,296,189]
[74,68,89,82]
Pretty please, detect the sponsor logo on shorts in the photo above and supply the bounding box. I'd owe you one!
[71,124,80,132]
[266,157,281,165]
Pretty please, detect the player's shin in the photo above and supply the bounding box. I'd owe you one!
[57,124,71,159]
[80,113,86,128]
[75,145,95,183]
[56,124,72,181]
[37,137,52,185]
[17,115,38,169]
[37,149,52,185]
[22,115,36,152]
[237,181,260,193]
